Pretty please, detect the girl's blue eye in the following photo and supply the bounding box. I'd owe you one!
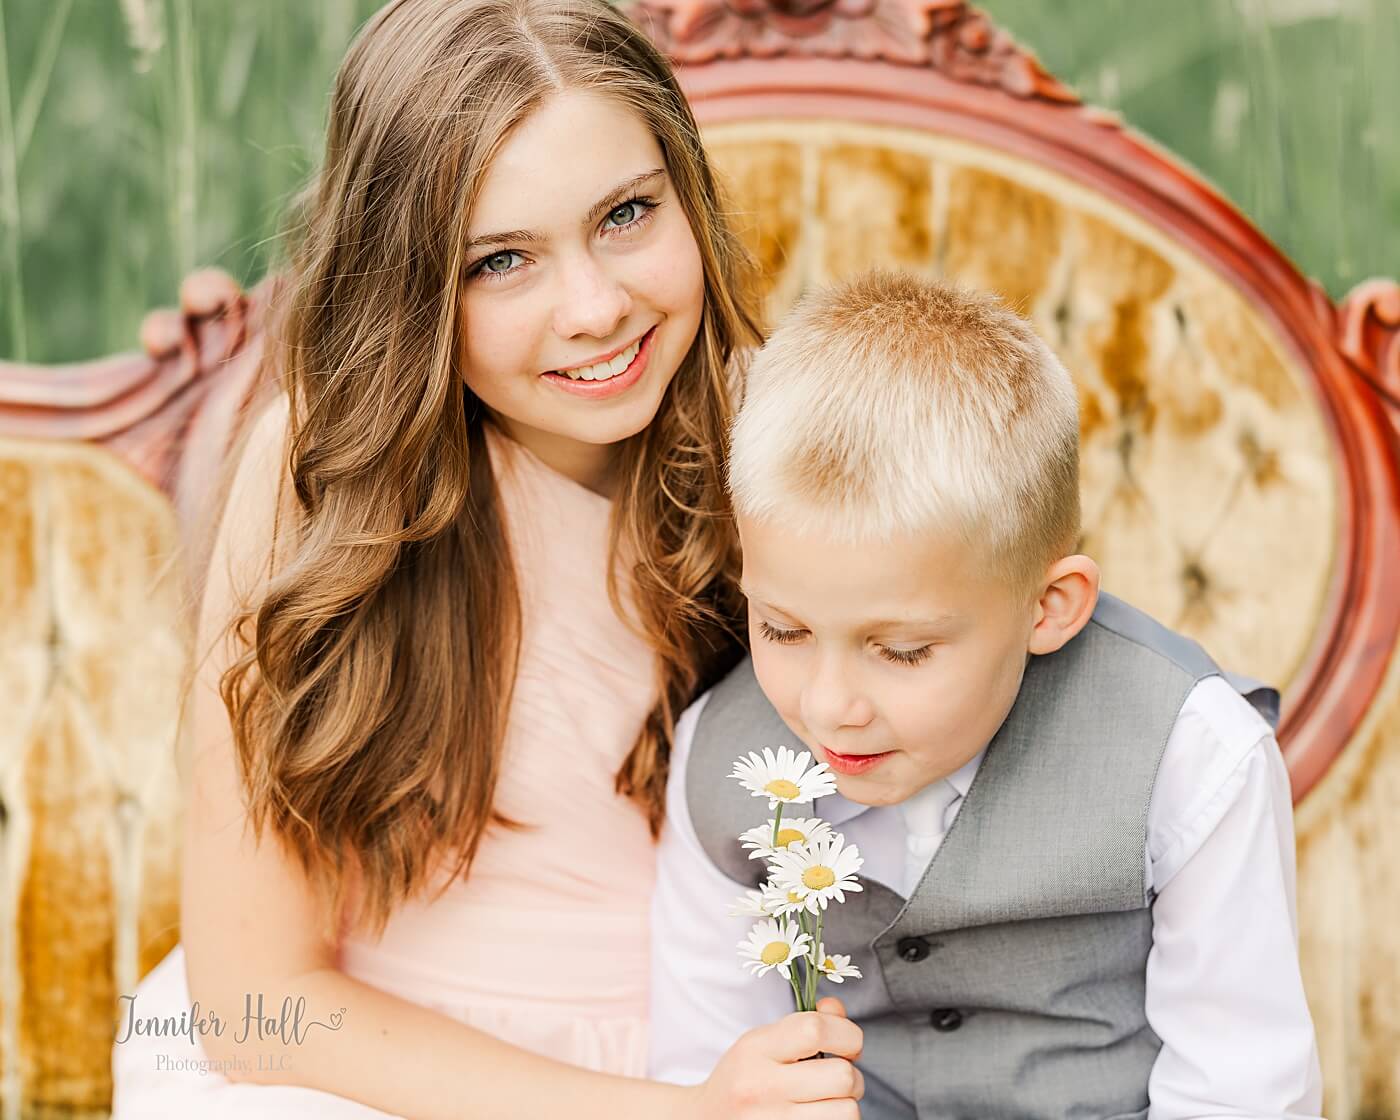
[480,250,521,276]
[603,199,654,230]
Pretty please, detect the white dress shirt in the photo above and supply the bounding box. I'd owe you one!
[647,674,1324,1118]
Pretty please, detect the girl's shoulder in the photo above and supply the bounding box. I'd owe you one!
[203,390,303,620]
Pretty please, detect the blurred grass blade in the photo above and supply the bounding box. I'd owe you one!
[119,0,165,72]
[14,0,71,165]
[171,0,197,280]
[0,0,27,360]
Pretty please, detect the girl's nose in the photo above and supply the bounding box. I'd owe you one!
[551,252,631,340]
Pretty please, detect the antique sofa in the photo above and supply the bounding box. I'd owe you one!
[1,0,1397,1115]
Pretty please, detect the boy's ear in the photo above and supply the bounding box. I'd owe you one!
[1027,555,1101,656]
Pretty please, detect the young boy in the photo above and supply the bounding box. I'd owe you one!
[648,271,1323,1117]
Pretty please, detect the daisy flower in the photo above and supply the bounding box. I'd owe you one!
[769,834,865,913]
[738,917,812,979]
[727,888,771,918]
[814,945,862,984]
[760,880,812,917]
[739,816,833,861]
[730,746,838,810]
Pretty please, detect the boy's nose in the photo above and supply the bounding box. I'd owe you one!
[800,665,875,736]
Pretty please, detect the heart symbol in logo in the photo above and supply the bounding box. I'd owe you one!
[329,1011,344,1030]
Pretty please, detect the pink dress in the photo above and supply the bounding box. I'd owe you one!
[111,426,659,1117]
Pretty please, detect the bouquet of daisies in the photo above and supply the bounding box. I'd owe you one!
[730,746,864,1011]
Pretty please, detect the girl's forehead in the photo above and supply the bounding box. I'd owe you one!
[468,89,665,236]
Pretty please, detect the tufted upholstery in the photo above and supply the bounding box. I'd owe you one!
[705,120,1338,693]
[0,441,184,1118]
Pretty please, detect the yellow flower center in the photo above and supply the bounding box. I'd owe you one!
[823,957,836,971]
[774,828,806,848]
[803,865,836,891]
[765,779,801,800]
[761,941,791,966]
[786,890,803,904]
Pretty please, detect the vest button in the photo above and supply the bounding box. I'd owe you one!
[929,1007,964,1032]
[896,937,930,962]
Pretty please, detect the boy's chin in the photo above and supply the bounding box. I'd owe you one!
[832,771,911,808]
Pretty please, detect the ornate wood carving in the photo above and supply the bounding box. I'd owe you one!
[0,284,268,535]
[1334,278,1400,421]
[631,0,1078,102]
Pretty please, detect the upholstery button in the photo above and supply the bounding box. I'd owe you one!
[896,937,930,962]
[930,1008,964,1032]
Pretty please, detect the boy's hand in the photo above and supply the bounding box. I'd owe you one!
[686,999,864,1119]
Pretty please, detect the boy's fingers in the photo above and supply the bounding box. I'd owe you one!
[178,267,243,319]
[781,1057,863,1103]
[815,995,848,1018]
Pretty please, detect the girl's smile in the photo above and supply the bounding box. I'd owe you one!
[541,324,657,397]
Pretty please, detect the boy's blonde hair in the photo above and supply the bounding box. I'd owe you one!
[728,270,1081,598]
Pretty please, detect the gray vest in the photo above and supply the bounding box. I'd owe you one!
[687,592,1278,1120]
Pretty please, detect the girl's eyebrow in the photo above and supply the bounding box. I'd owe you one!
[463,168,667,254]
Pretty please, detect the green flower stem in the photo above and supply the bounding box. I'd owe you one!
[771,802,784,848]
[786,963,805,1010]
[795,908,816,1011]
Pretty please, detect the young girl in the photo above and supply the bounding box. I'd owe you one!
[110,1,864,1117]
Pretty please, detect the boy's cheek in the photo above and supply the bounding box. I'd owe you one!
[750,650,809,743]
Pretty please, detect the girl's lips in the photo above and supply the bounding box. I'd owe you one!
[540,326,656,399]
[821,746,894,776]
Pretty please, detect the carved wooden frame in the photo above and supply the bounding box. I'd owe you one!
[0,0,1395,800]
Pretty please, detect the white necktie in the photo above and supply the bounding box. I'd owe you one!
[897,778,963,897]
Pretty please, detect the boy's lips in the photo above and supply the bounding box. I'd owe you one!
[821,745,894,776]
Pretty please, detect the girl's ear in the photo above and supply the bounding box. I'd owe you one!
[1026,554,1101,656]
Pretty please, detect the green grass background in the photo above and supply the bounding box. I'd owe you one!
[0,0,1395,363]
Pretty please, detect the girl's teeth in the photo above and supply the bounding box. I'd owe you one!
[560,337,642,381]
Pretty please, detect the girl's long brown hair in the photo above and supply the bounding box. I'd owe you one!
[221,0,761,941]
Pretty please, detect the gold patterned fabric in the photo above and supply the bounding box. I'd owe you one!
[706,120,1337,692]
[0,439,183,1117]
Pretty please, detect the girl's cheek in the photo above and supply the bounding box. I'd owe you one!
[638,218,704,310]
[462,297,534,370]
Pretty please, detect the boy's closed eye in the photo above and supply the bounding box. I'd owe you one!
[754,617,935,666]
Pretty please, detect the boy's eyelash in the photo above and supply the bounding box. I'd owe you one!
[878,645,934,666]
[468,196,661,282]
[757,618,934,666]
[757,618,805,644]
